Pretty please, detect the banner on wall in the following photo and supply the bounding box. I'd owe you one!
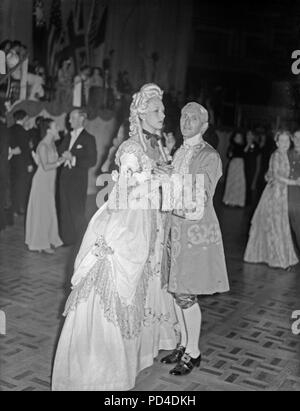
[86,0,108,67]
[47,0,66,77]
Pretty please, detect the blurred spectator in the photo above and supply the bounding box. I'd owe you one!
[9,110,34,216]
[56,58,74,109]
[0,113,10,232]
[90,67,103,88]
[0,50,6,75]
[223,130,246,207]
[244,129,260,206]
[88,67,104,114]
[6,41,22,103]
[0,40,12,55]
[73,65,91,108]
[255,127,276,198]
[162,122,181,158]
[116,70,132,96]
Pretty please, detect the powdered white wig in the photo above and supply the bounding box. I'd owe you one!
[129,83,163,148]
[182,102,209,124]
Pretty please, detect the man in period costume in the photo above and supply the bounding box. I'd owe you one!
[288,130,300,255]
[161,102,229,375]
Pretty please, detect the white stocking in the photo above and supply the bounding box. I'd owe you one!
[183,302,202,358]
[174,302,187,348]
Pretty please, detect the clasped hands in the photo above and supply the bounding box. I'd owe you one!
[61,151,74,168]
[152,164,174,182]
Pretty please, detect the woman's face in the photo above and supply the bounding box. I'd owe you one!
[141,97,165,132]
[49,121,59,141]
[234,133,243,145]
[292,132,300,152]
[277,133,290,152]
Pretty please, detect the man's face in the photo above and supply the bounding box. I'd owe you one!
[293,132,300,151]
[180,108,202,139]
[82,68,91,79]
[141,97,165,133]
[69,111,82,130]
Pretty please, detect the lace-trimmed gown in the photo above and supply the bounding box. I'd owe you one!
[244,150,298,269]
[25,142,62,251]
[51,138,176,391]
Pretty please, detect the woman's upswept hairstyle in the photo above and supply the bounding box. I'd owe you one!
[274,129,292,143]
[129,83,163,149]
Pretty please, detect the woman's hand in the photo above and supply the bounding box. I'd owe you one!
[57,157,65,167]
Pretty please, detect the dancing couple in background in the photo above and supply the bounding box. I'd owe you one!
[52,84,229,391]
[244,130,300,269]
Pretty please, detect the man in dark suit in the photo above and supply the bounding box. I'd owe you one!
[0,114,10,232]
[288,130,300,256]
[58,109,97,245]
[9,110,34,216]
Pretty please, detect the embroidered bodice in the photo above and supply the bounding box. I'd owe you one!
[115,138,157,175]
[268,150,290,182]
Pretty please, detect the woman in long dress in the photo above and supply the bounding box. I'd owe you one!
[51,84,176,391]
[244,130,300,269]
[25,118,64,254]
[223,130,246,207]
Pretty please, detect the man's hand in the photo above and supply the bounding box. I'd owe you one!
[8,147,21,161]
[27,165,34,173]
[62,151,73,161]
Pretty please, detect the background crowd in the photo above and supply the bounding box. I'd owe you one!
[0,26,299,273]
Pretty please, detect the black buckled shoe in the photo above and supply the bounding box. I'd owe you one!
[169,353,201,375]
[160,345,186,364]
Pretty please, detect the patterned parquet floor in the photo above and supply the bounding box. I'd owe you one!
[1,196,300,391]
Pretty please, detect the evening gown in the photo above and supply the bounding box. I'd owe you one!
[25,142,62,251]
[51,137,177,391]
[244,150,298,269]
[223,143,246,207]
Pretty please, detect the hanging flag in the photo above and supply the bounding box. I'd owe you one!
[86,0,108,66]
[94,5,108,49]
[32,0,47,66]
[67,3,86,72]
[47,0,65,77]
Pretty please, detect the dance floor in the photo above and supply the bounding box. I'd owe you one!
[1,196,300,391]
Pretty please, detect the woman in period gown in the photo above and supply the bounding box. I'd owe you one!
[223,130,246,207]
[25,119,64,253]
[51,84,177,391]
[244,131,299,269]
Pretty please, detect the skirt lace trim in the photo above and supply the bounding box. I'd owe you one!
[63,236,155,339]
